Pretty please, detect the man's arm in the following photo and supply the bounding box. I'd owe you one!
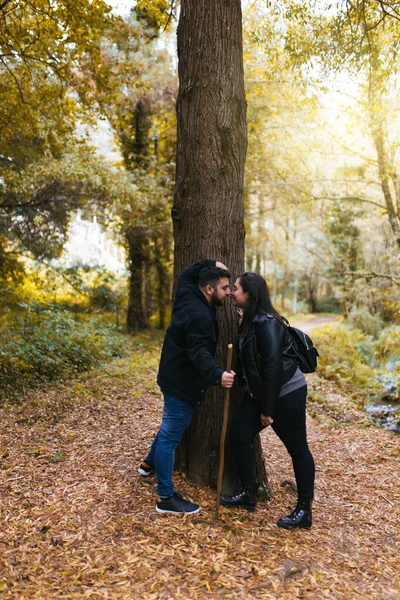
[186,315,234,387]
[177,259,216,290]
[186,314,224,385]
[176,259,229,291]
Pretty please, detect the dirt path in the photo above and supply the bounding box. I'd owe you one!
[290,314,340,334]
[0,338,399,599]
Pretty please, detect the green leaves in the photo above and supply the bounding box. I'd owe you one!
[134,0,172,32]
[0,0,119,160]
[0,310,125,403]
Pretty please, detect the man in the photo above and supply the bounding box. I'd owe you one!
[138,259,235,514]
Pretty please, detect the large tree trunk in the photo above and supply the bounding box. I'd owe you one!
[173,0,270,496]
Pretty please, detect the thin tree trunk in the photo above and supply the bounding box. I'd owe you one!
[154,240,168,329]
[143,253,152,323]
[173,0,270,496]
[272,263,277,303]
[293,275,298,315]
[371,123,400,249]
[368,58,400,249]
[126,227,148,332]
[390,169,400,222]
[124,98,152,169]
[246,252,254,271]
[255,193,264,274]
[123,99,152,331]
[307,271,316,314]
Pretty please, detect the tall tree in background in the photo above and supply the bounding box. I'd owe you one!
[242,1,324,312]
[325,201,361,317]
[173,0,269,493]
[97,9,176,331]
[123,98,152,332]
[278,0,400,250]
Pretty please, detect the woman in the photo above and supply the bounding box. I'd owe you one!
[220,272,315,529]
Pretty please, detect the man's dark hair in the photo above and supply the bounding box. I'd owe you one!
[198,266,231,288]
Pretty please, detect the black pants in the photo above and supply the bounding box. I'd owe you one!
[229,385,315,502]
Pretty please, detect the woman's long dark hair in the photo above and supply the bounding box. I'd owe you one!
[239,272,283,336]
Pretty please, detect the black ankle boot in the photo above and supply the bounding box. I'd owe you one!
[220,484,258,512]
[277,500,312,529]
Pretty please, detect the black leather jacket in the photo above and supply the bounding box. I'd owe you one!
[238,314,298,416]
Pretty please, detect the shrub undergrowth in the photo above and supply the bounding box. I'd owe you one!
[312,321,400,400]
[312,322,376,394]
[0,310,125,403]
[375,326,400,373]
[348,308,383,338]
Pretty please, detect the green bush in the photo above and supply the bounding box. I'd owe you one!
[348,308,383,338]
[375,326,400,373]
[0,310,124,402]
[313,321,400,399]
[313,296,342,314]
[312,322,376,392]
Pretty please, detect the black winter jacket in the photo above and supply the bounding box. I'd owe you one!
[238,314,298,416]
[157,259,224,406]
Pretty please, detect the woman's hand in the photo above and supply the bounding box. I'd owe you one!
[237,308,244,326]
[261,414,273,427]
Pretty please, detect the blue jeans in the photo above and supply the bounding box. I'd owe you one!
[144,394,194,498]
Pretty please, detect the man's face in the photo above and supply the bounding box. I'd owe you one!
[210,277,231,307]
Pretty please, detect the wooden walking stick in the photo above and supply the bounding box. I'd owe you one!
[215,343,233,520]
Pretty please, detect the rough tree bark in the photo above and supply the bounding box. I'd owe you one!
[173,0,270,496]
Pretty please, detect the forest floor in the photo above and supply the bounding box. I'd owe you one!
[0,326,399,600]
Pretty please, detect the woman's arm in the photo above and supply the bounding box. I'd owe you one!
[256,317,285,417]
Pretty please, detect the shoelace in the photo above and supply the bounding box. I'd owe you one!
[175,493,192,504]
[230,492,245,500]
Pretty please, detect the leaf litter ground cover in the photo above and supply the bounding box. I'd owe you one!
[0,333,399,599]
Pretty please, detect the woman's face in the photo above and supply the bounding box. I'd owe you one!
[232,277,248,308]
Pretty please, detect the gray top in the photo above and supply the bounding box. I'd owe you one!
[279,366,306,397]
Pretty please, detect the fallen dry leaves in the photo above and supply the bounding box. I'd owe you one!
[0,336,399,599]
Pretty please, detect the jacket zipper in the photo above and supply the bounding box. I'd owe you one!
[239,329,255,356]
[239,329,257,399]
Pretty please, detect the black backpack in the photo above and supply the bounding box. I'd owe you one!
[281,316,319,374]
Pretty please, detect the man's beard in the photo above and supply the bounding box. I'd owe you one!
[210,292,225,307]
